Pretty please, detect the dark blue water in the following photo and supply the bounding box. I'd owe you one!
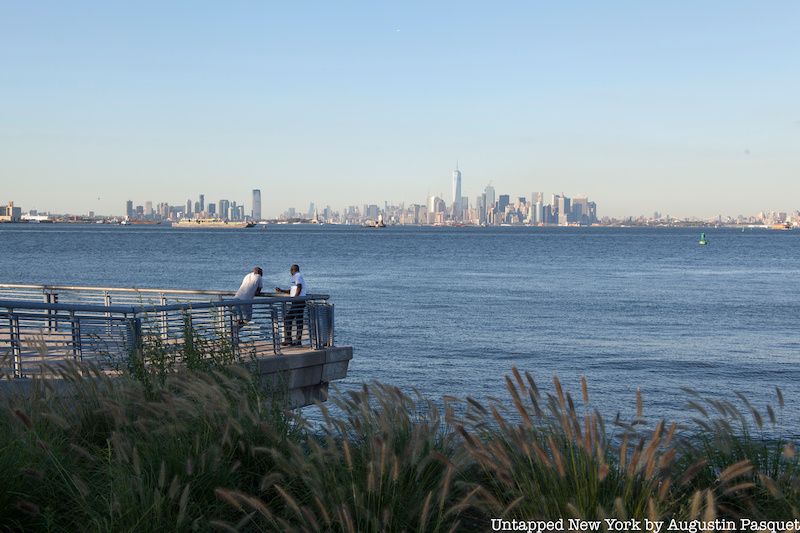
[2,224,798,429]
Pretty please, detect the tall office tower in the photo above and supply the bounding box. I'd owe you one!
[551,194,561,220]
[498,195,510,213]
[451,167,462,219]
[186,199,193,216]
[219,199,230,220]
[533,192,544,205]
[535,200,544,225]
[572,197,589,224]
[199,194,205,213]
[125,200,134,218]
[557,196,571,225]
[484,185,496,210]
[144,201,154,217]
[252,189,262,220]
[208,203,216,216]
[194,201,201,214]
[231,201,239,220]
[588,202,597,224]
[477,195,486,224]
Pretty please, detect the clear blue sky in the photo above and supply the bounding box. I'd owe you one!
[1,1,798,218]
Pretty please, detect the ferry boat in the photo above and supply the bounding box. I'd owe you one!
[175,218,254,229]
[769,223,791,231]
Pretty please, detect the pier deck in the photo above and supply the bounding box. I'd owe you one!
[0,283,351,407]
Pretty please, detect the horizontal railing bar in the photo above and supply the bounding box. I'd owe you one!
[0,295,329,315]
[0,283,236,296]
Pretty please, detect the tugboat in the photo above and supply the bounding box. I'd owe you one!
[698,232,709,245]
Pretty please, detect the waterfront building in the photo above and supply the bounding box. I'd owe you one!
[199,194,205,213]
[186,199,192,217]
[207,203,216,216]
[252,189,262,220]
[0,201,22,222]
[144,201,154,217]
[125,200,134,219]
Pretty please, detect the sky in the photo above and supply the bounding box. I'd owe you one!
[1,1,798,218]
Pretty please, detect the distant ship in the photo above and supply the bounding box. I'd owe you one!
[174,218,254,229]
[769,223,791,231]
[363,214,386,228]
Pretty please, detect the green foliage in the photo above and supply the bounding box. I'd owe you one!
[1,362,798,532]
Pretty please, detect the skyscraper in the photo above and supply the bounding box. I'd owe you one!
[199,194,205,213]
[451,166,462,219]
[186,199,192,216]
[498,195,510,213]
[125,200,133,219]
[557,196,571,225]
[252,189,262,220]
[483,185,496,224]
[219,199,230,220]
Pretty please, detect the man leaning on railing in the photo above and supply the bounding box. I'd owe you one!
[234,266,263,328]
[275,264,306,346]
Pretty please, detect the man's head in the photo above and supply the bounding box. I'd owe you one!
[290,264,299,275]
[254,267,263,276]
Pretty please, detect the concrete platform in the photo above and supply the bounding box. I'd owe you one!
[0,345,353,409]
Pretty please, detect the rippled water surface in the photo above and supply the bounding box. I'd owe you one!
[2,224,798,427]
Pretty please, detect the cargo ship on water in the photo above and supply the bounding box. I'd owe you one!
[174,218,254,229]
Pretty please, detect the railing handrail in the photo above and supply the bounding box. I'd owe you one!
[0,283,236,296]
[0,294,331,315]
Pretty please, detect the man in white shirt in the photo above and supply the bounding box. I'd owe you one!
[234,266,263,326]
[275,264,306,346]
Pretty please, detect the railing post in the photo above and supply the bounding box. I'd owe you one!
[271,306,281,355]
[328,304,335,347]
[160,294,168,340]
[9,313,22,378]
[45,292,59,332]
[183,311,193,354]
[69,311,82,362]
[104,291,112,337]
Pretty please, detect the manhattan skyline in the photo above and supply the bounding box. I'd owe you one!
[2,2,799,217]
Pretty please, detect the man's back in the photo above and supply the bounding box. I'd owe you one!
[235,272,262,300]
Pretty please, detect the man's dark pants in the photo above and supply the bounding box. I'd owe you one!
[284,301,305,344]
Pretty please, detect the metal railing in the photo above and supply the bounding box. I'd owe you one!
[0,284,334,378]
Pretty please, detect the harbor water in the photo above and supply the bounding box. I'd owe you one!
[1,224,798,429]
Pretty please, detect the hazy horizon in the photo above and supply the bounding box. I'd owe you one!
[2,1,798,218]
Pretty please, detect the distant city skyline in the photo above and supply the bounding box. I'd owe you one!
[2,2,798,217]
[6,162,797,221]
